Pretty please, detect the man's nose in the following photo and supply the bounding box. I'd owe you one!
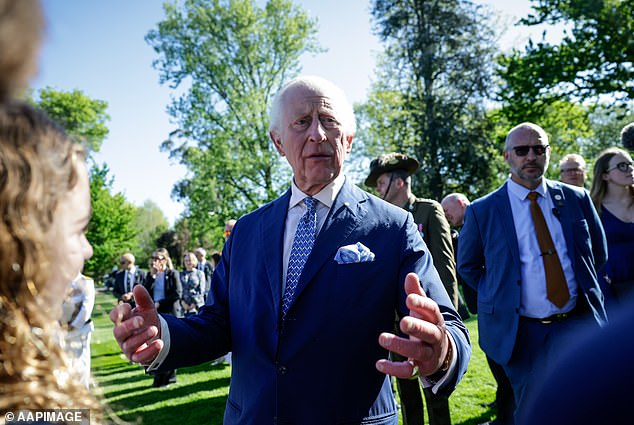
[307,119,327,143]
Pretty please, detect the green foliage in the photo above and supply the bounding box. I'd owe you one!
[497,0,634,123]
[355,0,502,201]
[133,200,169,267]
[34,87,110,153]
[92,290,498,424]
[145,0,322,242]
[85,164,139,282]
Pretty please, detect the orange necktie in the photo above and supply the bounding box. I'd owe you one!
[527,192,570,308]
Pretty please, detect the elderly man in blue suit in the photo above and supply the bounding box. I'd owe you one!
[458,122,607,423]
[111,76,470,425]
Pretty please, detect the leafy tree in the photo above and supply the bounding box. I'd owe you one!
[133,200,169,267]
[84,164,139,283]
[145,0,322,241]
[497,0,634,124]
[356,0,502,200]
[34,87,110,153]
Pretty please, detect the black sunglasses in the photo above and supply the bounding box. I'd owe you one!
[510,145,549,157]
[151,256,165,261]
[606,161,633,173]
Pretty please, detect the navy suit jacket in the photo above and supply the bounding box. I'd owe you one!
[457,179,608,365]
[159,178,470,425]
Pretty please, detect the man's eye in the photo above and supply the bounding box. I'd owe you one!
[321,117,339,128]
[294,118,310,127]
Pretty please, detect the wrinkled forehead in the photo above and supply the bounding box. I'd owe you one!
[285,86,341,118]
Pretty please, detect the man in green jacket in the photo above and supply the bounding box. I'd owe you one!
[366,153,459,425]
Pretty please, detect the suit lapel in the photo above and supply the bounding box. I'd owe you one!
[546,181,574,255]
[262,189,291,315]
[292,178,368,302]
[493,183,521,265]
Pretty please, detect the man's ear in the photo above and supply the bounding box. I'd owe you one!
[270,131,284,156]
[344,134,354,154]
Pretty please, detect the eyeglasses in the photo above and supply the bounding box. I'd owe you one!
[223,231,231,236]
[560,168,584,174]
[606,161,633,173]
[510,145,549,157]
[151,256,165,261]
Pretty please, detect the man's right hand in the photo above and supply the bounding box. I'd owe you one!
[110,285,162,364]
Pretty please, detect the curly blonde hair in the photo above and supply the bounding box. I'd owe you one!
[0,102,102,421]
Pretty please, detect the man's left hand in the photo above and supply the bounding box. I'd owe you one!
[376,272,450,379]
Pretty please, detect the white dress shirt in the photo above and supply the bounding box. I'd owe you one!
[507,178,578,317]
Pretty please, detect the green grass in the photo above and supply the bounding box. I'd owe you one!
[91,291,498,424]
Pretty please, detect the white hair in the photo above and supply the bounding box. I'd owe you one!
[268,75,356,136]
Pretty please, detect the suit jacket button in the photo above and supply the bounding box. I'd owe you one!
[278,365,288,375]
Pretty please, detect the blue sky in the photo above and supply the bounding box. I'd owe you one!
[33,0,546,225]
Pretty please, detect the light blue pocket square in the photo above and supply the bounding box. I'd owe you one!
[334,242,375,264]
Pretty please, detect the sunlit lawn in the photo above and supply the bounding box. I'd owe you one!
[91,290,498,425]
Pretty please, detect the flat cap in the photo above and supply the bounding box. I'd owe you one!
[365,152,419,187]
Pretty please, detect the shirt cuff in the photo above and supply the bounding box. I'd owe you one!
[419,331,458,393]
[145,315,171,372]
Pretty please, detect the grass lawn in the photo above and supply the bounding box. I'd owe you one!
[91,290,498,425]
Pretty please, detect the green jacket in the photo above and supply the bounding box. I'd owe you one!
[404,194,459,308]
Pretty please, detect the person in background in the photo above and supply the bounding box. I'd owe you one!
[113,252,146,307]
[193,247,213,300]
[180,252,206,317]
[0,102,100,421]
[61,272,95,388]
[0,0,43,102]
[589,147,634,303]
[110,76,470,425]
[224,219,236,241]
[458,122,608,422]
[366,153,460,425]
[621,122,634,152]
[558,153,587,188]
[211,251,221,269]
[142,247,182,388]
[441,193,515,425]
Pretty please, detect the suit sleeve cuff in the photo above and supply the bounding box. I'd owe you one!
[146,315,171,372]
[419,332,457,393]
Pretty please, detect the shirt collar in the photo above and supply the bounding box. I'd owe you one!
[289,173,346,210]
[507,177,548,201]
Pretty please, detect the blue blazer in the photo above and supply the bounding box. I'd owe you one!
[457,180,608,365]
[160,178,471,425]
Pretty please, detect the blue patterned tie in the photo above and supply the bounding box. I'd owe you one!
[282,197,318,318]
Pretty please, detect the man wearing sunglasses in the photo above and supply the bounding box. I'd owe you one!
[458,122,608,423]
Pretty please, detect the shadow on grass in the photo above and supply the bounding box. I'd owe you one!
[106,378,231,424]
[92,364,139,377]
[455,408,496,425]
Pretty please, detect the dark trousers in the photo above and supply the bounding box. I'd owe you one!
[393,353,452,425]
[504,315,597,422]
[486,355,515,425]
[152,369,177,387]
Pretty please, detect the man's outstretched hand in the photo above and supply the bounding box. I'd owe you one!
[110,285,163,365]
[376,272,451,379]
